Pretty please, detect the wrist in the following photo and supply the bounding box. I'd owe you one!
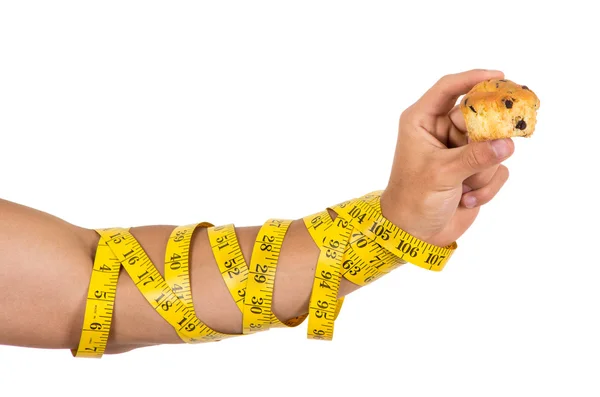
[380,188,449,248]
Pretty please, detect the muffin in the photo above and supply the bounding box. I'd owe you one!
[460,79,540,142]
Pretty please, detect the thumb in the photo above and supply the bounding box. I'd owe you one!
[444,138,514,182]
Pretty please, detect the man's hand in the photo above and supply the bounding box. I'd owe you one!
[380,69,514,247]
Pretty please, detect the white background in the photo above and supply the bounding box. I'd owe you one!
[1,1,598,396]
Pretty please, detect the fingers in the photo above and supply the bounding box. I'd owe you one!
[416,69,504,115]
[463,165,499,191]
[443,138,514,183]
[448,105,466,132]
[461,165,509,208]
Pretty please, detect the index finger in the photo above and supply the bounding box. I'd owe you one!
[415,69,505,115]
[447,105,468,148]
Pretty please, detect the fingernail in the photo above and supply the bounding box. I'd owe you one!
[491,139,510,159]
[463,196,477,209]
[462,184,472,193]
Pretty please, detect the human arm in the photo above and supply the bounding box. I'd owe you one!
[0,69,514,354]
[0,201,356,353]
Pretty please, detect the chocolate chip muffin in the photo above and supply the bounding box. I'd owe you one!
[460,79,540,142]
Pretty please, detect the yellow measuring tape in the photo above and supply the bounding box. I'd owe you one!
[207,224,248,312]
[207,222,307,330]
[333,196,457,271]
[73,191,456,357]
[71,233,121,357]
[241,218,291,334]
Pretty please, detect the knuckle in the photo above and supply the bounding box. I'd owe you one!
[498,165,510,182]
[478,194,493,206]
[437,74,452,86]
[399,105,416,125]
[435,74,457,93]
[435,76,450,93]
[475,185,495,205]
[476,167,509,205]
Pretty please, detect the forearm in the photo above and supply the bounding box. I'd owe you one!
[0,198,362,352]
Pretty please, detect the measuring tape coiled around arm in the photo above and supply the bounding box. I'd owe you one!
[304,213,352,340]
[242,219,292,334]
[208,222,307,329]
[331,196,457,271]
[71,231,122,358]
[164,222,215,317]
[207,224,249,312]
[98,227,235,343]
[304,193,407,287]
[74,191,457,357]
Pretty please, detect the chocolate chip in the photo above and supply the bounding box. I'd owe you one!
[464,97,468,106]
[469,105,477,113]
[496,83,499,88]
[516,120,527,130]
[504,99,513,109]
[522,85,529,90]
[499,79,507,82]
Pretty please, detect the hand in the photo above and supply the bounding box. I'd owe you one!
[380,69,514,248]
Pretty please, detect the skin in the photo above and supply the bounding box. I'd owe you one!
[0,69,513,354]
